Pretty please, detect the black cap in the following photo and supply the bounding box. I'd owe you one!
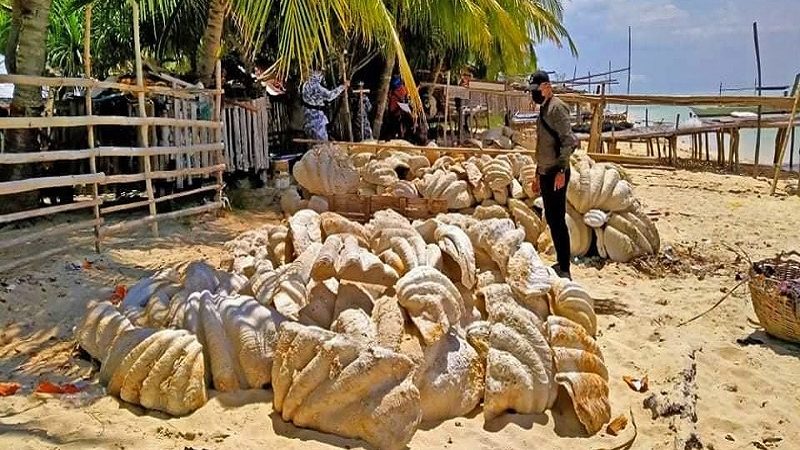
[528,70,550,90]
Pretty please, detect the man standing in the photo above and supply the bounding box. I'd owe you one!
[301,70,348,141]
[530,70,577,280]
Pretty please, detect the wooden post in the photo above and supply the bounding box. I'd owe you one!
[588,85,605,153]
[770,82,800,195]
[731,129,741,173]
[443,71,451,144]
[83,5,101,252]
[791,125,796,171]
[625,26,632,117]
[133,2,158,237]
[213,60,224,206]
[753,22,763,175]
[673,113,680,163]
[339,53,353,141]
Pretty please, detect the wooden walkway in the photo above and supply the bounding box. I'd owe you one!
[574,113,796,170]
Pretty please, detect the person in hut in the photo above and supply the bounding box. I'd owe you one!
[386,74,413,139]
[301,69,348,141]
[529,70,577,280]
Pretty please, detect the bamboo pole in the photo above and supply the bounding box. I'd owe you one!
[0,74,222,97]
[132,2,158,237]
[731,129,741,172]
[101,199,151,215]
[83,5,101,252]
[213,61,225,206]
[770,84,800,195]
[0,173,106,196]
[0,143,223,163]
[444,71,451,144]
[0,199,103,225]
[753,22,763,175]
[0,115,220,130]
[102,164,226,185]
[588,85,606,153]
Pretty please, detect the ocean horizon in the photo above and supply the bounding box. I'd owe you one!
[612,104,799,168]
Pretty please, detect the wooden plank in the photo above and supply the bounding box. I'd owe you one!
[0,199,103,225]
[100,199,151,215]
[0,143,222,164]
[294,139,536,155]
[100,202,222,237]
[556,93,795,109]
[157,184,221,204]
[0,74,222,97]
[0,173,105,196]
[0,115,221,130]
[102,164,226,185]
[98,143,223,157]
[0,218,103,251]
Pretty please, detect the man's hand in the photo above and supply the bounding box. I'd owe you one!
[531,177,540,196]
[554,171,566,191]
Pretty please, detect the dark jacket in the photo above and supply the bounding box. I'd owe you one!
[536,96,577,174]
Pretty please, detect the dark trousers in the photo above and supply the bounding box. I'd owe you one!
[539,169,571,273]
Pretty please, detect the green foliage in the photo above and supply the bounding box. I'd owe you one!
[3,0,573,86]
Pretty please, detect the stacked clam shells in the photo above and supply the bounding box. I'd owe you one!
[287,143,659,263]
[76,207,613,449]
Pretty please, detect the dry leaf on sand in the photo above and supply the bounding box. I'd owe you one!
[606,414,628,436]
[34,381,81,395]
[0,382,21,396]
[622,375,649,392]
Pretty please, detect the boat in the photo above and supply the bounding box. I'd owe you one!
[690,105,788,118]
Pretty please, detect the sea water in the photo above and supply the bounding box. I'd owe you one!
[611,105,799,168]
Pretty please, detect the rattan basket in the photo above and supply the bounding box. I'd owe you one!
[748,251,800,343]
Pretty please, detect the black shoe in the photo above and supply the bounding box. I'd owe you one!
[551,264,572,280]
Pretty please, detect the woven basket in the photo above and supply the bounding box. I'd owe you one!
[748,251,800,343]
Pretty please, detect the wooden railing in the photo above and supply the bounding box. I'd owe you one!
[0,2,225,271]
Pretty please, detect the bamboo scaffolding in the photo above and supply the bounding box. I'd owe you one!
[133,2,158,237]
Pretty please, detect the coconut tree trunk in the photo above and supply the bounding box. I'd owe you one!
[1,0,52,214]
[196,0,226,87]
[372,45,396,139]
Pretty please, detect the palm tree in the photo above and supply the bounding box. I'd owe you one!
[1,0,53,212]
[371,0,575,137]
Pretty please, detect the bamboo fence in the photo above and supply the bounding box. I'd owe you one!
[0,3,226,271]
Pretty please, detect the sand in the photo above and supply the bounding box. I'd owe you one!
[2,168,800,450]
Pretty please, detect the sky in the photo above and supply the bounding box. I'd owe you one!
[534,0,800,94]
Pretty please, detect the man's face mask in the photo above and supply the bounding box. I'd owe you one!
[531,89,545,105]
